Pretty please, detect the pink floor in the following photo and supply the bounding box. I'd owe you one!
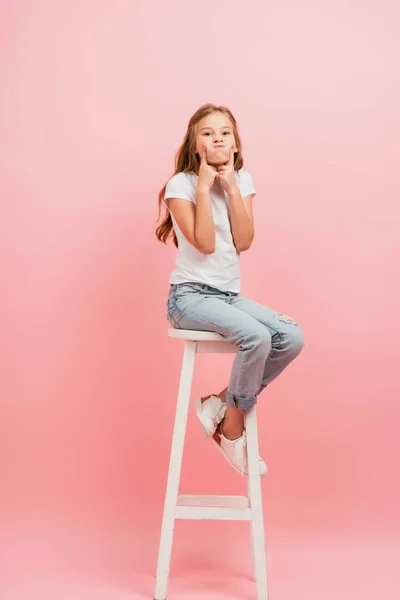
[2,514,399,600]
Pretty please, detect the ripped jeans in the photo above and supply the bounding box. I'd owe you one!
[166,282,305,410]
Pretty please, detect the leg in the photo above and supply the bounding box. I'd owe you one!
[228,295,305,395]
[168,286,272,411]
[154,341,196,600]
[214,297,304,438]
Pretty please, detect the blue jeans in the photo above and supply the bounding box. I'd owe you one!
[166,282,305,410]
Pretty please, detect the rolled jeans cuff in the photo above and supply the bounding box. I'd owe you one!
[226,390,257,410]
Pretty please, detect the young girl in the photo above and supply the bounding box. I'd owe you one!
[156,103,305,477]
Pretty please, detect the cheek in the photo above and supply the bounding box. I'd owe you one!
[196,137,207,151]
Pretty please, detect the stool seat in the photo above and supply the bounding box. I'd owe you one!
[168,328,237,354]
[168,328,226,342]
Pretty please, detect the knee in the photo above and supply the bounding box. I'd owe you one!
[286,326,305,358]
[241,328,272,355]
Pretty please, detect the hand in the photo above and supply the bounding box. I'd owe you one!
[198,146,218,191]
[216,147,239,194]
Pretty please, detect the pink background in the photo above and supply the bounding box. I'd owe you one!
[1,1,399,598]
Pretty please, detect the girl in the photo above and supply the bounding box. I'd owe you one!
[156,103,305,477]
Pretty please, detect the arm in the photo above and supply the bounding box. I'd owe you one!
[216,148,255,252]
[194,185,216,253]
[227,188,255,252]
[168,188,216,254]
[167,146,219,254]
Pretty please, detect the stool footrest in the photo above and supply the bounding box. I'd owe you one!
[178,494,249,508]
[176,494,251,521]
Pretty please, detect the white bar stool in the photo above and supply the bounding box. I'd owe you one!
[154,329,269,600]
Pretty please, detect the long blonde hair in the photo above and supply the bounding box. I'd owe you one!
[155,103,244,248]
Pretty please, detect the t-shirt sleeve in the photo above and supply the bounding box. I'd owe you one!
[238,170,257,198]
[163,174,194,208]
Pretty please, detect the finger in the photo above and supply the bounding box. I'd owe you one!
[201,146,208,164]
[228,146,235,165]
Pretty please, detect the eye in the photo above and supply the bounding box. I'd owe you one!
[223,131,231,135]
[203,132,211,136]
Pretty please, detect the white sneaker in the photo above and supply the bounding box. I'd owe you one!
[195,395,226,437]
[211,429,268,478]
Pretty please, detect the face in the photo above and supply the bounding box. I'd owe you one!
[195,112,237,166]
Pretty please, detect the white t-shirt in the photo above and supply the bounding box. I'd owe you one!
[163,169,256,293]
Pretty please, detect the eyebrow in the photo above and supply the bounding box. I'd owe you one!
[200,125,232,131]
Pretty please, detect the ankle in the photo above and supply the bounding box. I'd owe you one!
[220,418,244,441]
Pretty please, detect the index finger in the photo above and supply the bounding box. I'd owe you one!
[201,146,208,164]
[228,146,235,165]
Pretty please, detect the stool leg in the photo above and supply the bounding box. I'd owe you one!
[154,341,197,600]
[247,474,256,582]
[245,406,269,600]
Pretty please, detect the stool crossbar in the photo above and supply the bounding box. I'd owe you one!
[154,329,269,600]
